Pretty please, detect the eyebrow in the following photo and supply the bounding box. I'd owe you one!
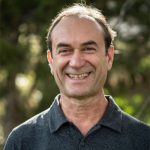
[81,40,98,48]
[56,43,71,49]
[56,40,98,49]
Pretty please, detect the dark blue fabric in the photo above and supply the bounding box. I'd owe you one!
[4,95,150,150]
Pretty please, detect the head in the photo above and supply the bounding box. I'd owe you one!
[46,4,116,100]
[46,3,116,54]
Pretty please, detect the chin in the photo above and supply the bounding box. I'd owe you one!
[65,90,95,100]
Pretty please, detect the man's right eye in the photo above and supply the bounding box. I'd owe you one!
[58,49,72,55]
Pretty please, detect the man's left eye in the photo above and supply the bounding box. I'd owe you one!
[82,47,96,53]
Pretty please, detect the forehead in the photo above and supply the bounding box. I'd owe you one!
[51,15,105,46]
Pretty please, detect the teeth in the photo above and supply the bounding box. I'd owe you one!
[68,73,89,80]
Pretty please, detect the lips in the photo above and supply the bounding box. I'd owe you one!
[66,72,91,80]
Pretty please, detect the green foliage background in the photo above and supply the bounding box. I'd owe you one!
[0,0,150,148]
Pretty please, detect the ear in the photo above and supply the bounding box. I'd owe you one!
[47,50,54,75]
[106,46,114,71]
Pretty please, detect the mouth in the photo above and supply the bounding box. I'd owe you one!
[66,72,91,80]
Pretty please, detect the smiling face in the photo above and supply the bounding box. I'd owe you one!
[48,15,114,99]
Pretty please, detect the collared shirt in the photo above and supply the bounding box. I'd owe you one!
[4,95,150,150]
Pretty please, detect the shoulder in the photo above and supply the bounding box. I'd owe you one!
[121,111,150,148]
[4,108,51,150]
[122,111,150,132]
[15,107,50,132]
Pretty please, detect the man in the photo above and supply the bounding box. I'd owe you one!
[4,4,150,150]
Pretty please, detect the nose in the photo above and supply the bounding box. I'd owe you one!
[69,50,86,68]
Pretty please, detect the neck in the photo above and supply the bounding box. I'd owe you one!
[59,92,108,136]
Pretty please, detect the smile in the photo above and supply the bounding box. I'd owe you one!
[67,72,91,80]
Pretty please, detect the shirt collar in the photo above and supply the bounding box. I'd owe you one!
[48,94,122,133]
[99,95,122,133]
[48,94,68,133]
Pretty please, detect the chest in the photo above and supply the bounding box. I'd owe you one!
[21,125,144,150]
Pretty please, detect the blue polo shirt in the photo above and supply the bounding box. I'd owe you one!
[4,95,150,150]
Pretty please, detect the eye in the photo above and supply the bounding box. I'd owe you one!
[57,48,73,55]
[82,47,96,53]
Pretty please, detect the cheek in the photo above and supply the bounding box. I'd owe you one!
[93,56,106,66]
[52,57,68,76]
[94,57,108,74]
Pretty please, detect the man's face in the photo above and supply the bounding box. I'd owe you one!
[48,16,114,99]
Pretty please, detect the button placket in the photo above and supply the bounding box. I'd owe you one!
[78,138,93,150]
[78,139,85,150]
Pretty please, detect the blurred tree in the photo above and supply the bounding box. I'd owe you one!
[0,0,150,148]
[107,0,150,122]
